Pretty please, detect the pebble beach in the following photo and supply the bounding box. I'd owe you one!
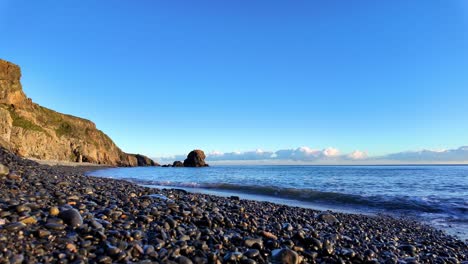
[0,147,466,264]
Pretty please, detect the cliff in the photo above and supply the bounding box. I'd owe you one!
[0,59,157,166]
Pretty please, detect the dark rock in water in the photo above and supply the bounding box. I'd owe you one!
[271,248,301,264]
[172,161,184,167]
[58,208,83,227]
[183,149,209,167]
[0,163,9,175]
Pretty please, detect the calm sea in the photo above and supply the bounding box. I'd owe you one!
[89,165,468,240]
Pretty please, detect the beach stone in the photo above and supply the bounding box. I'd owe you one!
[177,256,193,264]
[316,212,339,224]
[282,223,293,231]
[4,222,26,231]
[183,150,209,167]
[261,231,278,240]
[0,163,9,176]
[45,223,66,230]
[20,216,37,225]
[244,249,260,258]
[9,254,24,264]
[245,238,263,249]
[271,248,301,264]
[16,204,31,213]
[37,229,51,238]
[58,208,83,227]
[7,171,21,180]
[49,206,60,216]
[224,251,243,262]
[399,244,417,256]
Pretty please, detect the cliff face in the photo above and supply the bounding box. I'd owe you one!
[0,59,157,166]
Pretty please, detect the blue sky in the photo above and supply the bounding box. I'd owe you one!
[1,0,468,160]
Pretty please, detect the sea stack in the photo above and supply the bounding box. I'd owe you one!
[183,149,209,167]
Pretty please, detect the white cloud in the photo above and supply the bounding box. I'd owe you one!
[323,147,340,157]
[347,150,368,160]
[154,146,468,165]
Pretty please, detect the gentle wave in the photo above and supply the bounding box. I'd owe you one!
[120,177,467,219]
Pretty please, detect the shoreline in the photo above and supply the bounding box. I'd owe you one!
[1,149,466,263]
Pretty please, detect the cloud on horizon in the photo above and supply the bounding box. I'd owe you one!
[156,146,468,164]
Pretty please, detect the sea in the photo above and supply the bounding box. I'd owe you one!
[89,165,468,240]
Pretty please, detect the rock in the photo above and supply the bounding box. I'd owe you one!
[20,216,37,225]
[0,59,153,167]
[177,256,193,264]
[261,231,278,240]
[4,222,26,231]
[316,212,339,224]
[224,251,243,262]
[49,206,60,216]
[399,244,417,256]
[0,163,8,175]
[245,238,263,249]
[172,161,184,167]
[9,254,24,264]
[244,249,260,258]
[7,171,21,180]
[37,229,51,238]
[45,223,66,231]
[271,248,301,264]
[58,208,83,227]
[183,150,209,167]
[133,154,159,166]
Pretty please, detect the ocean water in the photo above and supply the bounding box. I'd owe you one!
[89,165,468,240]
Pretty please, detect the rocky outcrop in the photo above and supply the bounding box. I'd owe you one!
[134,154,159,166]
[172,161,184,167]
[183,149,209,167]
[0,59,157,167]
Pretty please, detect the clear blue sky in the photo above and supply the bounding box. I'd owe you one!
[1,0,467,157]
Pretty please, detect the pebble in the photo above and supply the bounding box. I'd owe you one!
[0,163,9,175]
[245,238,263,249]
[316,212,339,224]
[244,249,260,258]
[0,147,465,263]
[20,216,37,225]
[271,248,301,264]
[49,206,60,216]
[45,223,66,230]
[7,172,21,180]
[58,208,83,227]
[4,222,26,231]
[261,231,278,240]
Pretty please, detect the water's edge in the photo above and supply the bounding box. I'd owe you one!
[88,166,468,241]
